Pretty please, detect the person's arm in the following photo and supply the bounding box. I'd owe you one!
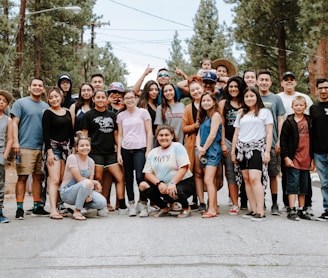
[231,127,239,164]
[176,79,189,97]
[280,120,294,168]
[144,119,153,157]
[175,66,188,80]
[69,103,76,128]
[11,116,20,155]
[218,100,229,156]
[117,122,123,165]
[264,123,273,164]
[4,117,13,159]
[133,65,154,97]
[42,110,56,166]
[167,165,189,199]
[275,114,284,154]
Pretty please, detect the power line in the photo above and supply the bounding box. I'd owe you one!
[108,0,193,28]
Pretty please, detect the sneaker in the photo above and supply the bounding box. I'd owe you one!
[242,211,256,219]
[305,206,314,217]
[271,204,280,216]
[32,206,50,217]
[129,204,137,217]
[229,205,240,215]
[16,208,25,220]
[139,204,149,218]
[288,209,300,221]
[190,202,199,211]
[0,214,10,223]
[25,208,33,215]
[316,211,328,221]
[118,208,129,215]
[148,205,160,213]
[97,207,109,217]
[198,203,206,213]
[58,204,74,215]
[251,213,266,222]
[297,210,313,220]
[240,205,248,210]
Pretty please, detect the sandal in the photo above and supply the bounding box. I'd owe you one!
[177,208,191,218]
[107,204,115,211]
[201,211,217,218]
[50,213,63,220]
[72,213,86,221]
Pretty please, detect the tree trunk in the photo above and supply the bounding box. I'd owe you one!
[309,38,328,97]
[277,20,287,91]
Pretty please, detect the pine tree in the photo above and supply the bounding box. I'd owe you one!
[188,0,233,70]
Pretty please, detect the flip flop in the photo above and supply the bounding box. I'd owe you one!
[50,213,63,220]
[107,204,115,211]
[177,209,191,218]
[201,212,217,218]
[72,213,86,221]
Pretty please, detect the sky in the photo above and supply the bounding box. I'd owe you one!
[92,0,236,87]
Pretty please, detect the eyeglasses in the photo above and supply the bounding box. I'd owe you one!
[158,73,170,78]
[124,96,135,100]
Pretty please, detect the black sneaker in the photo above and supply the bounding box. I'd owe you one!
[242,211,256,219]
[297,209,313,220]
[271,204,280,216]
[251,213,266,222]
[15,208,24,220]
[198,203,206,213]
[288,210,300,221]
[25,208,33,215]
[32,206,50,217]
[190,202,199,211]
[316,211,328,222]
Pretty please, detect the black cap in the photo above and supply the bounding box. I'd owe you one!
[282,71,295,80]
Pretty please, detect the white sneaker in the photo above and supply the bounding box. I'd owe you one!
[139,204,149,217]
[229,205,240,215]
[118,208,129,215]
[97,207,109,217]
[129,204,137,217]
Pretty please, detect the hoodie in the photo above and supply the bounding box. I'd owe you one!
[57,73,76,108]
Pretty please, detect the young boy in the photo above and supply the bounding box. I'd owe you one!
[0,90,13,223]
[280,96,313,221]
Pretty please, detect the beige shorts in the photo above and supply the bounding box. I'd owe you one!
[16,149,43,176]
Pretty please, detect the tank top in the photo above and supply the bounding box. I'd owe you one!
[224,101,239,141]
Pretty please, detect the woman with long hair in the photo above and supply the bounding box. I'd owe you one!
[196,92,222,218]
[231,86,273,221]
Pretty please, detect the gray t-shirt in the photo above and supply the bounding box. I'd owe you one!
[260,93,285,147]
[10,97,49,150]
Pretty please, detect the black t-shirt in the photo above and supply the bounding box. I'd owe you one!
[310,101,328,154]
[81,109,117,155]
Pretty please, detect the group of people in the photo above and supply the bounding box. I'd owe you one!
[0,57,328,223]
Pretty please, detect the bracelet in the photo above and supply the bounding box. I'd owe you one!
[156,180,164,186]
[169,181,177,185]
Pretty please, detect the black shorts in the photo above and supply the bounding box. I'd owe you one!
[90,153,118,168]
[238,150,262,171]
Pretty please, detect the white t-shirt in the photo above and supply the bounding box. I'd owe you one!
[277,91,313,117]
[234,108,273,143]
[143,142,192,184]
[117,108,151,150]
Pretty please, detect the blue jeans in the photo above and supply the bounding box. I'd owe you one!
[121,148,146,202]
[314,153,328,211]
[60,180,106,210]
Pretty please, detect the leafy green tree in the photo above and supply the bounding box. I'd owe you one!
[188,0,233,70]
[226,0,307,92]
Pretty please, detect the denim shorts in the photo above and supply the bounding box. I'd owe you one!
[285,168,308,195]
[90,153,118,168]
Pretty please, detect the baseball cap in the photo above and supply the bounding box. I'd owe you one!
[202,71,217,83]
[108,82,125,93]
[282,71,296,80]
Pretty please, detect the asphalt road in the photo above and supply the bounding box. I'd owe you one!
[1,179,327,278]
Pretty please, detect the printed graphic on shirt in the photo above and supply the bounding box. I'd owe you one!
[93,116,114,133]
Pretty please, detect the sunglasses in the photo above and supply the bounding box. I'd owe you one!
[158,73,170,78]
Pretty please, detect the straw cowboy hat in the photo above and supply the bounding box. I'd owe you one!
[212,58,238,76]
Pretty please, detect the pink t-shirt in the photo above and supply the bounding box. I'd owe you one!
[117,108,151,150]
